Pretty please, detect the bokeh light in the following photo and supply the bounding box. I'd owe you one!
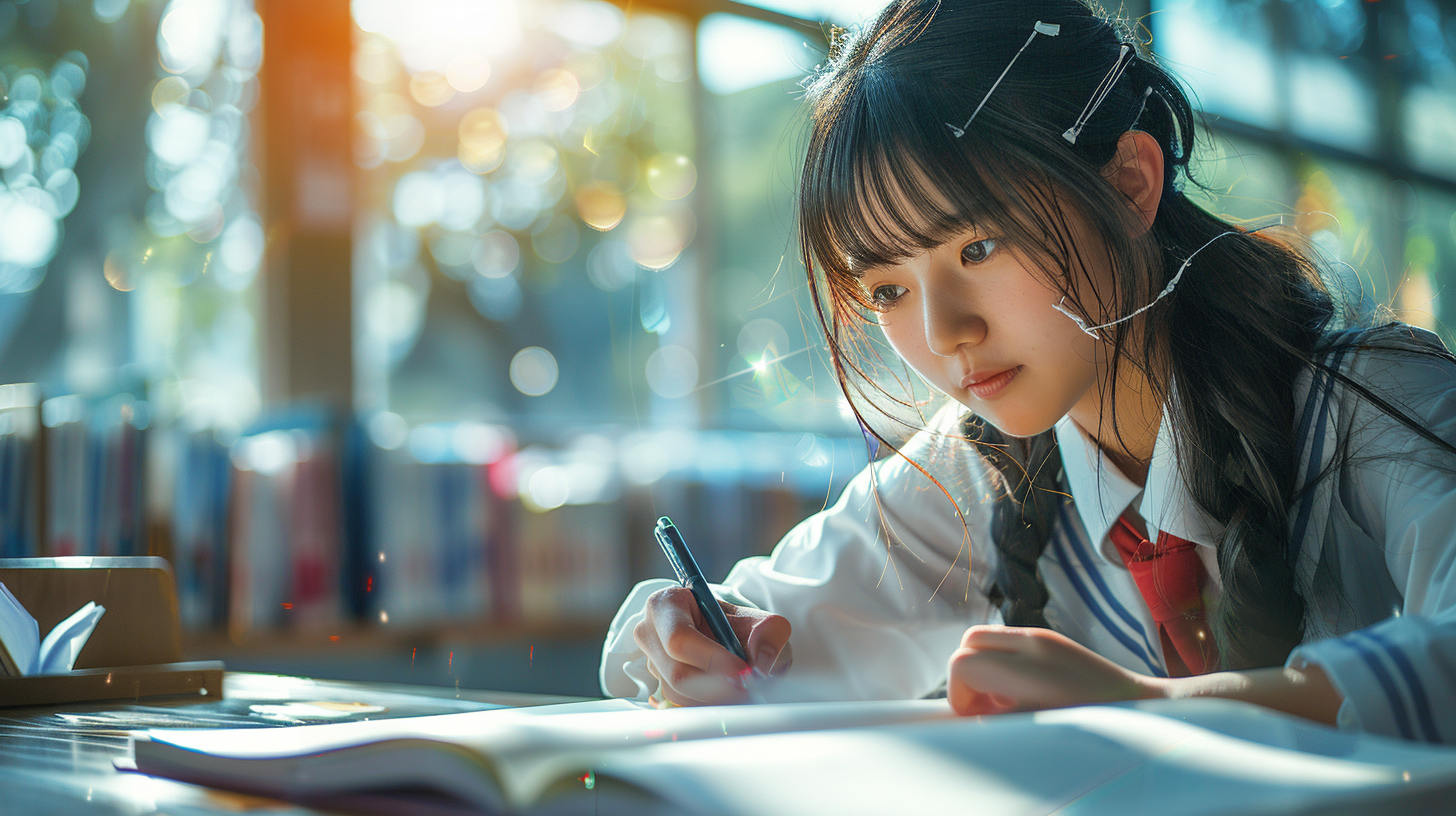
[646,345,699,398]
[458,107,508,172]
[471,230,520,278]
[525,466,569,511]
[446,51,491,93]
[627,207,693,270]
[738,318,790,365]
[586,238,636,291]
[645,153,696,200]
[151,75,189,111]
[409,71,455,107]
[534,68,580,111]
[103,254,135,292]
[509,347,559,396]
[0,194,59,270]
[574,181,626,231]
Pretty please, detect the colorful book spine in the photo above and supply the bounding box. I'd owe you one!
[0,384,40,558]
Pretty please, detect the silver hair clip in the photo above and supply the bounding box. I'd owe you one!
[1063,44,1136,144]
[1052,231,1239,336]
[947,21,1060,138]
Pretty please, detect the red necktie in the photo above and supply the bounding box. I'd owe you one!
[1108,510,1218,677]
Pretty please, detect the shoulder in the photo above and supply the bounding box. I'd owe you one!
[1313,324,1456,453]
[1333,323,1456,413]
[1332,325,1454,398]
[869,401,1002,498]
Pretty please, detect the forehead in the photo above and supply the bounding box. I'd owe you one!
[838,156,973,272]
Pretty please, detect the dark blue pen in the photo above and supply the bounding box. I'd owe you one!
[653,516,754,667]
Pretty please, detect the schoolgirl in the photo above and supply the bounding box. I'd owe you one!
[601,0,1456,743]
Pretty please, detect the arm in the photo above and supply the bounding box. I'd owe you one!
[949,343,1456,740]
[1277,346,1456,742]
[945,625,1343,724]
[601,403,1005,702]
[1150,658,1341,726]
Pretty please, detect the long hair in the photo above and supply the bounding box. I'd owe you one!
[797,0,1456,670]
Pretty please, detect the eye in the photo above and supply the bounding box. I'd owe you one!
[961,238,997,265]
[870,284,907,309]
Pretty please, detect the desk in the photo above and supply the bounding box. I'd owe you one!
[0,672,589,815]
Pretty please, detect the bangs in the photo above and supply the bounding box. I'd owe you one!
[799,66,1050,288]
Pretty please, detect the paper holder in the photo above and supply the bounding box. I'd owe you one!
[0,557,223,707]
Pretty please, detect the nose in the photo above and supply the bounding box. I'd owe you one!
[922,282,986,358]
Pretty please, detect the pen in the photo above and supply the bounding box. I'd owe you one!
[652,516,753,668]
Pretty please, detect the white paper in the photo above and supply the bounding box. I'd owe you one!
[0,582,105,675]
[0,582,40,676]
[37,600,106,674]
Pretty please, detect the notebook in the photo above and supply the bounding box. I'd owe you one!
[128,697,1456,815]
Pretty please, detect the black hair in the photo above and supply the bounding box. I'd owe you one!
[798,0,1456,671]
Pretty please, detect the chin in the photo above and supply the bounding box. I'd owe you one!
[962,404,1060,439]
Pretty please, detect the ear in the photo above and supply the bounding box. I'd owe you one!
[1100,130,1164,234]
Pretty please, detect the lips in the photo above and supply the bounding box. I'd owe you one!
[961,366,1022,399]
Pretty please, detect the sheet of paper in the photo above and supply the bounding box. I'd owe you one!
[0,581,39,675]
[36,601,106,674]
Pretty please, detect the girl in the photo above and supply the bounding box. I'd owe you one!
[602,0,1456,743]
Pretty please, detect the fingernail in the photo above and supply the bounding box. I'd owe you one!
[755,646,779,673]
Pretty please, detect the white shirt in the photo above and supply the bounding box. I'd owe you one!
[600,334,1456,743]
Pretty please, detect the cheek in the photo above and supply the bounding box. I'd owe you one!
[876,317,917,360]
[877,316,946,381]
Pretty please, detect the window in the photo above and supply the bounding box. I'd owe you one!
[1154,0,1456,339]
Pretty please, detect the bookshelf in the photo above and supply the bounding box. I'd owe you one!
[0,387,868,692]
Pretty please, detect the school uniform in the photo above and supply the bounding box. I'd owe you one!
[600,332,1456,744]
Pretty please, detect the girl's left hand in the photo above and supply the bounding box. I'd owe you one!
[947,625,1161,716]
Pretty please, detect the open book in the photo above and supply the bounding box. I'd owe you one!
[0,581,105,676]
[128,696,1456,815]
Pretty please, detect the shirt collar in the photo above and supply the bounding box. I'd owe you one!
[1054,413,1223,556]
[1054,416,1142,554]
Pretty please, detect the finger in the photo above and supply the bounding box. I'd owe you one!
[636,610,716,705]
[642,627,746,706]
[947,647,1027,715]
[959,625,1044,651]
[739,614,792,674]
[948,683,1016,716]
[648,589,749,674]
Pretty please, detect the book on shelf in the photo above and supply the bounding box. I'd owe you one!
[228,420,343,634]
[165,428,232,630]
[0,384,41,558]
[128,696,1456,816]
[41,393,148,558]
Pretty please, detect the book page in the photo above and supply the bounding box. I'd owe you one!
[0,581,39,675]
[582,699,1456,816]
[134,697,955,810]
[36,601,105,674]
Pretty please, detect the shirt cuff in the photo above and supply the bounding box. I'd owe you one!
[599,578,676,699]
[1288,615,1451,744]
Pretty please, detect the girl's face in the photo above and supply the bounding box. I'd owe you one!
[858,224,1111,438]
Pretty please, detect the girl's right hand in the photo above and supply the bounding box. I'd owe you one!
[633,585,792,706]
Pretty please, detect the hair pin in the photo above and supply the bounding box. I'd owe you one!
[1063,44,1136,144]
[946,20,1060,138]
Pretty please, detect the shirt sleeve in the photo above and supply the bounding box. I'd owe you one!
[1287,343,1456,743]
[600,404,1004,701]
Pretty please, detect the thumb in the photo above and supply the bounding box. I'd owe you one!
[741,614,791,674]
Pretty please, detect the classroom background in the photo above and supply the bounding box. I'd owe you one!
[0,0,1453,697]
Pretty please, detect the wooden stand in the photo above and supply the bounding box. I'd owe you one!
[0,557,224,706]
